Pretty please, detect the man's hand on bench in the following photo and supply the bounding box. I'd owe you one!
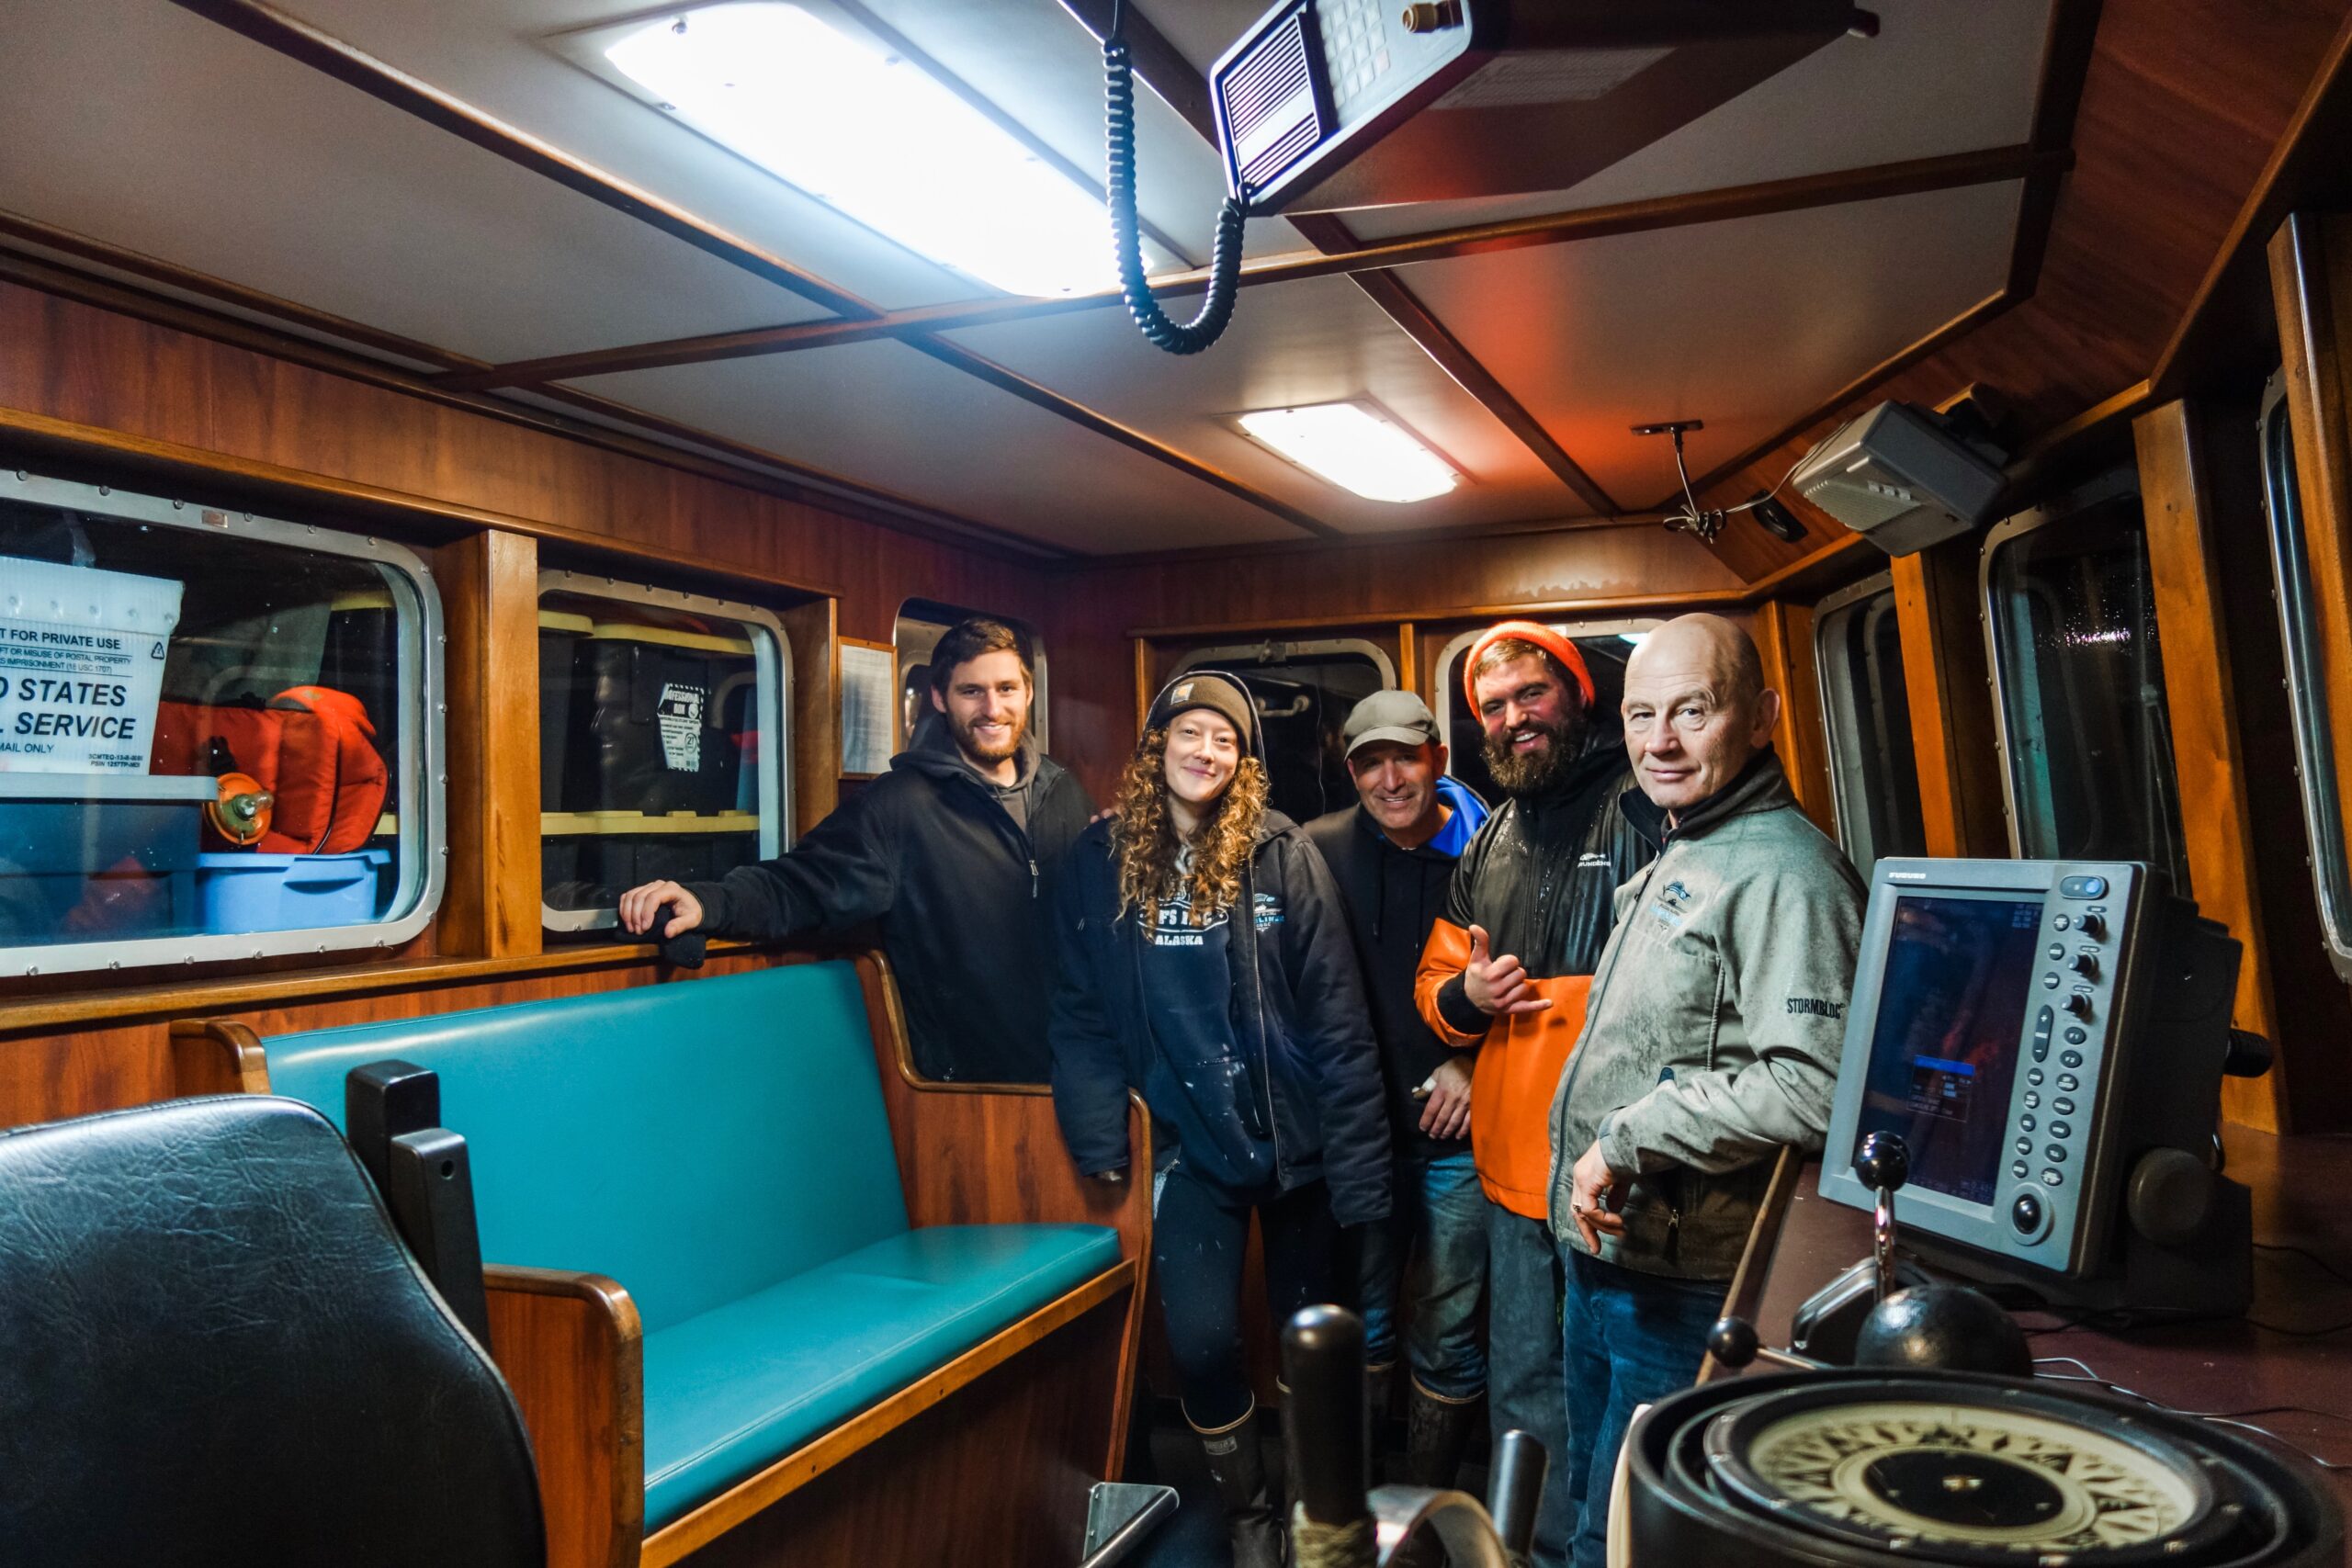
[620,881,705,939]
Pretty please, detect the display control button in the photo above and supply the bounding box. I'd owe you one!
[2032,1043,2049,1063]
[2012,1160,2030,1180]
[2015,1137,2032,1156]
[2041,1168,2064,1187]
[2020,1113,2038,1133]
[2064,1026,2087,1045]
[2012,1192,2044,1232]
[2061,1049,2084,1068]
[2054,914,2073,931]
[2043,972,2061,990]
[2022,1091,2041,1110]
[2050,1120,2072,1138]
[2028,1068,2045,1086]
[2052,1096,2075,1115]
[2057,1073,2079,1092]
[2060,874,2109,899]
[2047,942,2065,961]
[2046,1145,2068,1164]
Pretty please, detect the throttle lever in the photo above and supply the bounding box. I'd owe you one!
[1283,1305,1376,1568]
[1854,1131,1910,1306]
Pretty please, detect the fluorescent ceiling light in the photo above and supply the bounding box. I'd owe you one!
[605,3,1170,298]
[1619,632,1647,646]
[1236,402,1459,503]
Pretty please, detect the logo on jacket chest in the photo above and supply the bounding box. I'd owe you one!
[1149,889,1284,944]
[1647,876,1701,931]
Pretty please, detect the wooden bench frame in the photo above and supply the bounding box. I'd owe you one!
[172,948,1151,1568]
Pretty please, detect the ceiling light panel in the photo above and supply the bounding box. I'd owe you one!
[1237,402,1460,503]
[594,2,1173,298]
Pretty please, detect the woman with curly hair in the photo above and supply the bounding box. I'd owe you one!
[1050,671,1391,1568]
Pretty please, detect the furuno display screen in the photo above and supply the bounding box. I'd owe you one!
[1850,894,2043,1206]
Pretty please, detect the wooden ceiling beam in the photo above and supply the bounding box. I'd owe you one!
[438,144,2068,392]
[166,0,1340,539]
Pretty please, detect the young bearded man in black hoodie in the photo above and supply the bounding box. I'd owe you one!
[616,617,1093,1082]
[1305,692,1490,1495]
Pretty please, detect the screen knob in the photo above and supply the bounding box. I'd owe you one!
[2069,950,2098,978]
[2077,911,2107,939]
[2064,989,2094,1019]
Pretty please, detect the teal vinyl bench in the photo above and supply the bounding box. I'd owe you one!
[172,953,1148,1568]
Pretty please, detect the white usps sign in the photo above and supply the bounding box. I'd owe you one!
[0,558,183,774]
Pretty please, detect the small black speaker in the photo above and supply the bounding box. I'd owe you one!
[1750,493,1807,543]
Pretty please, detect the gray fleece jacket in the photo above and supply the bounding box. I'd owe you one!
[1547,753,1865,1280]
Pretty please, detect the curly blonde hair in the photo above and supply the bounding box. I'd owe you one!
[1114,726,1269,924]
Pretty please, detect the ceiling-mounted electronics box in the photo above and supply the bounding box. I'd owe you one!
[1212,0,1877,214]
[1792,401,2007,556]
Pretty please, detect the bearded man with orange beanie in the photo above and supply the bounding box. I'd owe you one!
[1414,623,1652,1568]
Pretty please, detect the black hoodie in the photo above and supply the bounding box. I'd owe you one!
[685,723,1093,1082]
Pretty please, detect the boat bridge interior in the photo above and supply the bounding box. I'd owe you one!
[3,0,2352,1563]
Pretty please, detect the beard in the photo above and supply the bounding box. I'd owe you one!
[1482,714,1581,796]
[952,708,1025,766]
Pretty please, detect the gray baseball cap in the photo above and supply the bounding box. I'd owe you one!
[1342,689,1441,758]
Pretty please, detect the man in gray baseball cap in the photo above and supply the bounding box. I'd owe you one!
[1306,689,1491,1494]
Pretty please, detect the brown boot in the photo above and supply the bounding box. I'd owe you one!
[1194,1404,1286,1568]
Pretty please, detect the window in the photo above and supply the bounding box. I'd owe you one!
[1171,639,1396,825]
[1433,620,1654,807]
[1982,469,2189,889]
[895,599,1048,753]
[1815,574,1928,873]
[538,571,790,935]
[2260,371,2352,981]
[0,471,440,976]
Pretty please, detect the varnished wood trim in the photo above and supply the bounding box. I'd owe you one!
[1068,507,1654,575]
[167,1018,271,1096]
[0,940,777,1036]
[1890,543,2005,859]
[853,949,1050,1097]
[2013,379,2156,467]
[2007,0,2104,298]
[0,241,1065,565]
[446,149,2068,392]
[167,0,1337,540]
[485,1266,646,1568]
[1755,601,1837,837]
[441,530,544,958]
[2133,400,2285,1132]
[1396,622,1418,697]
[2152,11,2352,397]
[1696,1146,1803,1384]
[0,401,861,598]
[636,1264,1136,1568]
[1133,638,1151,735]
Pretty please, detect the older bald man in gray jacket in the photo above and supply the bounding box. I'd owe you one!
[1546,614,1866,1568]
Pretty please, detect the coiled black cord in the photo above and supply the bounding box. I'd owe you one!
[1104,34,1248,355]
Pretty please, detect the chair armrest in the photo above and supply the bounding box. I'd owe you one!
[484,1266,646,1568]
[167,1019,270,1097]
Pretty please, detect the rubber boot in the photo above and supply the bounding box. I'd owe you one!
[1400,1381,1482,1490]
[1195,1404,1285,1568]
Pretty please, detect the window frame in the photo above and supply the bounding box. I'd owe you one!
[1169,636,1396,692]
[2259,370,2352,982]
[1813,571,1922,874]
[537,568,793,936]
[1978,465,2187,878]
[0,468,445,978]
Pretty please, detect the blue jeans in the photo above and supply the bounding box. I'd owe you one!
[1560,1248,1728,1568]
[1487,1203,1573,1568]
[1354,1150,1487,1402]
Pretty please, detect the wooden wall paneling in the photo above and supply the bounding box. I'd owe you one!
[439,528,543,958]
[781,598,839,837]
[2132,400,2286,1132]
[1396,621,1418,696]
[1891,541,2007,859]
[1754,600,1838,837]
[482,1265,645,1568]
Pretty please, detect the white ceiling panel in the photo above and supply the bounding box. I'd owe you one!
[0,0,838,364]
[944,274,1592,534]
[1392,181,2021,508]
[564,339,1308,553]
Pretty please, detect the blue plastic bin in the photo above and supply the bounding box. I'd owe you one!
[196,850,390,933]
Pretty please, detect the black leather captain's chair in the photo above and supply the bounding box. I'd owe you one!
[0,1095,546,1567]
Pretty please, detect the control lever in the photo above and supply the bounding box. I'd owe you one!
[1486,1429,1549,1567]
[1854,1131,1910,1304]
[1281,1306,1517,1568]
[651,900,707,970]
